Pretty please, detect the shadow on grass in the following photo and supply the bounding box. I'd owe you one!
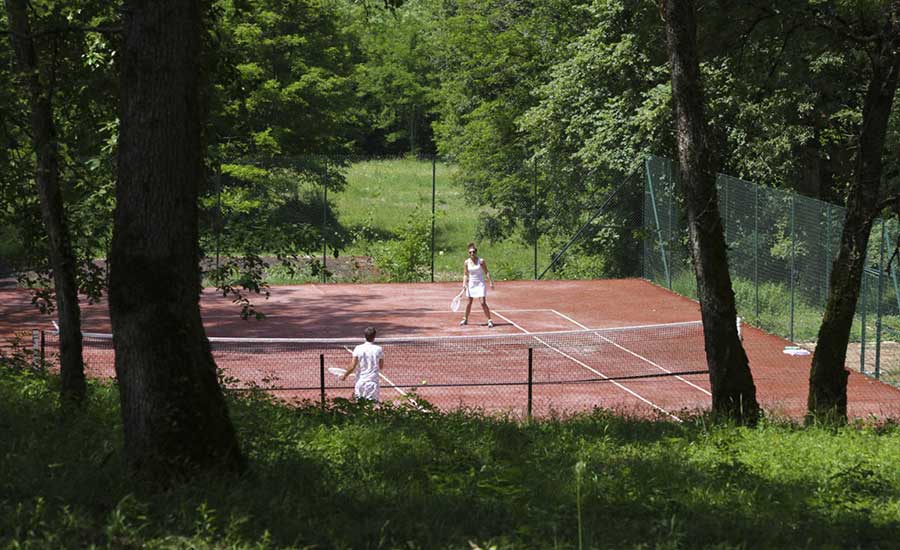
[2,369,900,549]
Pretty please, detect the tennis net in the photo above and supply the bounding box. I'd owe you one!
[37,320,713,418]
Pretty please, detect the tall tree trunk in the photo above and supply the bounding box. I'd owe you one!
[808,13,900,423]
[5,0,86,405]
[110,0,244,480]
[662,0,760,423]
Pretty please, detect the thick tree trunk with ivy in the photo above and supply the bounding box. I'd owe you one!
[5,0,86,405]
[110,0,244,480]
[663,0,760,423]
[808,14,900,423]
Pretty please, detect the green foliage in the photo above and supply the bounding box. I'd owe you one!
[1,0,118,302]
[330,158,552,282]
[521,0,670,174]
[349,0,439,154]
[210,0,363,159]
[732,277,826,342]
[369,207,432,281]
[4,364,900,549]
[429,0,598,240]
[198,157,352,306]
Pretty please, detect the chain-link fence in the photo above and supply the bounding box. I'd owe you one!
[201,155,559,285]
[643,155,900,387]
[200,154,653,287]
[37,323,713,420]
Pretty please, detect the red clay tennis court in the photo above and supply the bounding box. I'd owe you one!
[4,279,899,421]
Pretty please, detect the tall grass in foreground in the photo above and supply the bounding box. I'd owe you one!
[3,364,900,549]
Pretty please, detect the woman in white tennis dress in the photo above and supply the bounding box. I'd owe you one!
[460,243,495,327]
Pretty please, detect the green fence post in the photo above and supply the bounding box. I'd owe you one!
[431,155,436,283]
[790,193,796,343]
[322,160,328,284]
[860,266,868,374]
[533,158,538,280]
[754,183,760,324]
[215,164,222,279]
[892,264,900,313]
[645,158,671,290]
[723,176,729,244]
[876,219,886,379]
[663,164,675,290]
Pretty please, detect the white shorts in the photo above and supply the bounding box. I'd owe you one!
[467,281,486,299]
[355,378,380,402]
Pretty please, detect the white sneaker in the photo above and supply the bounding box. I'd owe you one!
[487,319,494,328]
[459,318,468,326]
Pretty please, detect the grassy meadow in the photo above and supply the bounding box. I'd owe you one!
[324,158,553,282]
[3,364,900,549]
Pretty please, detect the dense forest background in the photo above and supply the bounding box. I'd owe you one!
[2,0,898,282]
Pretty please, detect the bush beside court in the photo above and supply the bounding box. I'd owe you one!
[3,363,900,549]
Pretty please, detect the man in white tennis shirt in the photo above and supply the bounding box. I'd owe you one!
[340,326,384,402]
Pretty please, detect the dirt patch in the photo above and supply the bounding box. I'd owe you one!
[201,254,384,282]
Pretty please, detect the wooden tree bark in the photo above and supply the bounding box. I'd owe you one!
[110,0,244,479]
[662,0,760,423]
[5,0,86,405]
[808,6,900,423]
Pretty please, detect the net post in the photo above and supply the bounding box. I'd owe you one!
[320,354,326,408]
[40,330,45,366]
[527,347,533,420]
[31,329,40,368]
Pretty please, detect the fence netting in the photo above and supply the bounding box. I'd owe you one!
[200,154,655,286]
[643,155,900,388]
[38,322,712,418]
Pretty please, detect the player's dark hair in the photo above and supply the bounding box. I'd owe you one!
[467,242,476,252]
[364,326,377,342]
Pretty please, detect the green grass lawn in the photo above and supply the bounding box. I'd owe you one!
[4,363,900,549]
[328,158,553,282]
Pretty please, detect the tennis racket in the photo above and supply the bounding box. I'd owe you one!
[450,288,466,312]
[328,367,355,378]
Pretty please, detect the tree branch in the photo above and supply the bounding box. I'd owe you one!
[2,25,122,38]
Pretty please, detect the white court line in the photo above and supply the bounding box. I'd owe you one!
[200,308,555,319]
[550,310,711,397]
[490,311,681,422]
